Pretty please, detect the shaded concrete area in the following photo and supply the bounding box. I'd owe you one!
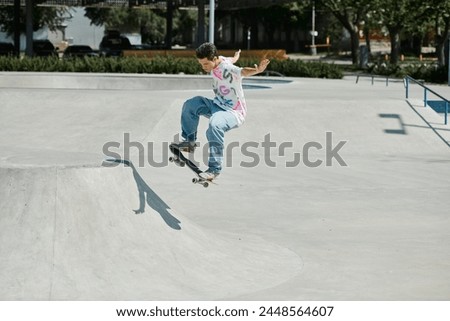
[0,72,449,300]
[0,164,299,300]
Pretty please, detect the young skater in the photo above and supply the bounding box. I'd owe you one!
[177,42,270,180]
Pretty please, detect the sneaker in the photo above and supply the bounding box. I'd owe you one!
[199,170,220,181]
[176,141,197,153]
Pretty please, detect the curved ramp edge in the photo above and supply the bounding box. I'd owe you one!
[0,164,302,300]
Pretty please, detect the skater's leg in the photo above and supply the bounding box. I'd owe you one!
[205,110,239,173]
[181,96,215,142]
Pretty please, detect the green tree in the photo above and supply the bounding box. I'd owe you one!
[431,0,450,66]
[372,0,429,64]
[318,0,372,64]
[84,7,166,45]
[172,9,197,46]
[0,3,69,36]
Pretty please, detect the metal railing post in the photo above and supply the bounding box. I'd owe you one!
[424,88,427,107]
[405,77,409,99]
[446,101,448,125]
[404,76,449,125]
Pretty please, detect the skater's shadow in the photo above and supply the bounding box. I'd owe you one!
[103,159,181,230]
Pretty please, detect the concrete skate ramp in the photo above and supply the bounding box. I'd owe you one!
[1,72,450,300]
[0,162,301,300]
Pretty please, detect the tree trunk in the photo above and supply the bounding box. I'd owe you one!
[436,16,450,67]
[14,0,20,57]
[197,0,205,46]
[350,29,360,65]
[330,12,360,65]
[364,25,371,54]
[412,35,422,57]
[285,25,292,52]
[251,19,259,49]
[165,0,173,49]
[436,40,446,66]
[389,28,401,65]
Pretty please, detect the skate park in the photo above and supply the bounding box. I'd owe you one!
[0,71,449,300]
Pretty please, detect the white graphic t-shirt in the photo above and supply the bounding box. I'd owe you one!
[211,56,246,125]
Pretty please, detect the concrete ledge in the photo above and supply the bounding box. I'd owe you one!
[0,72,212,90]
[0,71,290,90]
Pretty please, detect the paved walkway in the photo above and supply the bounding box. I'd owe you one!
[0,72,449,300]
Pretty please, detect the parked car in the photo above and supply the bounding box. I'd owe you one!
[33,40,58,57]
[0,42,15,56]
[131,44,153,50]
[63,45,98,58]
[99,30,132,57]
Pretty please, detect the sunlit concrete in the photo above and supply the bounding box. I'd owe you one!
[0,72,449,300]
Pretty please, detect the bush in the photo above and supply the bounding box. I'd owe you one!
[0,56,343,79]
[236,58,343,78]
[366,62,447,84]
[403,64,447,84]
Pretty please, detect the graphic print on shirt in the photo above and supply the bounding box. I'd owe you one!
[223,69,233,84]
[211,57,247,125]
[212,67,223,80]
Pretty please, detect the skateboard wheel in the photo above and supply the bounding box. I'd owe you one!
[192,178,198,184]
[180,162,186,167]
[203,182,209,188]
[169,157,174,162]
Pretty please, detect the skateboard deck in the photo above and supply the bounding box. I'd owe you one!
[169,143,214,188]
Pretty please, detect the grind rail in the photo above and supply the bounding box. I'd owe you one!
[404,75,449,125]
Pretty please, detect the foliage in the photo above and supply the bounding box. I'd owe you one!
[236,58,343,78]
[370,0,430,64]
[403,65,447,84]
[0,56,202,73]
[172,9,197,46]
[429,0,450,66]
[84,7,197,46]
[317,0,372,64]
[0,56,343,79]
[0,3,70,35]
[84,7,166,44]
[317,0,450,66]
[366,62,447,84]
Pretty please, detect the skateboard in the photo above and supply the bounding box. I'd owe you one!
[169,143,214,188]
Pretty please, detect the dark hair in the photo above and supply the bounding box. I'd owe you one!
[195,42,217,61]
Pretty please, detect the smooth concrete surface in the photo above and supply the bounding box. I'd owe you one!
[0,72,449,300]
[0,72,212,91]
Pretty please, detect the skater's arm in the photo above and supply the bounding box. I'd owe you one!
[230,49,241,64]
[241,59,270,77]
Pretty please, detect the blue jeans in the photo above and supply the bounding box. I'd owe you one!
[181,96,239,173]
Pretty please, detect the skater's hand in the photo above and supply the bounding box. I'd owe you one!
[255,59,270,73]
[231,49,241,64]
[242,58,270,77]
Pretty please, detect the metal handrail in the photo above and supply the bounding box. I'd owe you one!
[404,75,448,125]
[356,73,390,86]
